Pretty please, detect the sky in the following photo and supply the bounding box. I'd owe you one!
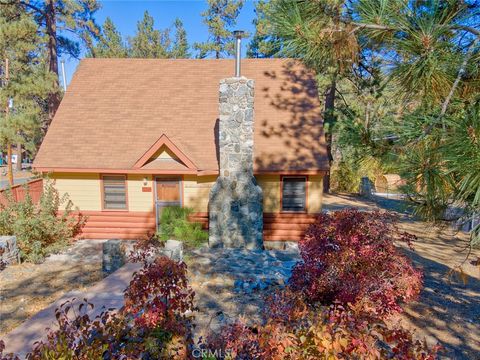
[61,0,257,85]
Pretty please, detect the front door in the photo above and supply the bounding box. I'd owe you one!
[155,178,182,230]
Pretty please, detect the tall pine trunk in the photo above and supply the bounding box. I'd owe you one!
[323,77,336,193]
[16,142,22,171]
[6,144,13,187]
[4,58,13,186]
[45,0,60,125]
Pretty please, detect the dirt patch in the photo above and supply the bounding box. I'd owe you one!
[324,193,480,359]
[0,241,104,336]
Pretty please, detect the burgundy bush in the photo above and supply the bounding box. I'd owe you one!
[0,256,195,359]
[290,209,422,319]
[124,256,195,334]
[207,290,440,360]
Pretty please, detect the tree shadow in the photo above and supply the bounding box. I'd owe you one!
[0,263,103,335]
[253,61,328,173]
[398,248,480,359]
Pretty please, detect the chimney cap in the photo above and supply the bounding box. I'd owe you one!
[232,30,246,38]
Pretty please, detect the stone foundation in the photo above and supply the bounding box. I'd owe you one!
[209,77,263,249]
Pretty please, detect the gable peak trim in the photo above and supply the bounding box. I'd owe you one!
[133,134,197,170]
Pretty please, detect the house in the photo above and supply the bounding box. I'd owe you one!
[33,58,329,244]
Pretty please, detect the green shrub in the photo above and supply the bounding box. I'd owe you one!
[331,160,360,193]
[158,206,208,248]
[0,182,86,263]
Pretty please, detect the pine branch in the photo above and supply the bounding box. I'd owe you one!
[415,37,479,141]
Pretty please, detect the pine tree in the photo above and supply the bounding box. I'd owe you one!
[13,0,101,124]
[194,0,244,59]
[0,4,54,185]
[129,11,171,58]
[247,0,280,58]
[89,17,128,58]
[170,18,190,59]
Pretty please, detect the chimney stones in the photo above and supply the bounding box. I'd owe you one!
[208,76,263,249]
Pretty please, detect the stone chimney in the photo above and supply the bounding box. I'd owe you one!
[208,76,263,249]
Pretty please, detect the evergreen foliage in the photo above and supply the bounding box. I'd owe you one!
[247,0,281,58]
[269,0,480,246]
[193,0,244,59]
[88,17,128,58]
[91,13,190,59]
[170,18,190,59]
[0,4,54,170]
[129,10,171,58]
[158,206,208,248]
[12,0,101,122]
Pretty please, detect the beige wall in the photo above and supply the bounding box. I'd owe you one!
[127,174,154,212]
[49,172,323,214]
[48,173,102,211]
[183,175,216,212]
[307,174,323,213]
[256,174,281,213]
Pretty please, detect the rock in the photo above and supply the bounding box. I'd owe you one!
[102,239,126,274]
[0,236,19,266]
[162,239,183,261]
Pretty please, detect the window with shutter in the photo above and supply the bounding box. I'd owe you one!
[282,176,306,212]
[102,175,127,210]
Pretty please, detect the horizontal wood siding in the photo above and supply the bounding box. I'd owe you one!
[78,211,155,239]
[187,212,318,242]
[74,212,318,242]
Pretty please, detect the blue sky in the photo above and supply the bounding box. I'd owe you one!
[62,0,257,85]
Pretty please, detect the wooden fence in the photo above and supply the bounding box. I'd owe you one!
[0,178,43,207]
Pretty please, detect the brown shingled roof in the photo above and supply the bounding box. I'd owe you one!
[34,58,329,174]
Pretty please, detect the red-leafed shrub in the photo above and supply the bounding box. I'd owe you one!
[0,257,195,359]
[207,292,440,360]
[124,256,195,333]
[290,209,422,318]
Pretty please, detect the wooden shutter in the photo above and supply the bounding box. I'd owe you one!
[282,177,306,212]
[103,175,127,210]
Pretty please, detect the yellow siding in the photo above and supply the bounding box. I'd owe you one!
[128,174,154,212]
[256,175,281,213]
[183,175,216,212]
[47,172,323,214]
[48,173,101,211]
[308,175,323,213]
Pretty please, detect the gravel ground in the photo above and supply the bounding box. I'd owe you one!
[0,240,106,335]
[185,247,299,341]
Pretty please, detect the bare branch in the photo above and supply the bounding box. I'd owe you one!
[452,25,480,37]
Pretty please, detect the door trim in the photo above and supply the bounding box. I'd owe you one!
[154,176,183,230]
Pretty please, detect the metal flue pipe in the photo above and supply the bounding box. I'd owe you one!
[233,30,246,77]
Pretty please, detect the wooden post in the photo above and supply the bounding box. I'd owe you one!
[4,58,13,187]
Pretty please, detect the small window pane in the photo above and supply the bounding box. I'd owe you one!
[103,176,127,209]
[282,177,306,212]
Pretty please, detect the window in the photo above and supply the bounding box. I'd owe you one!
[102,175,127,210]
[282,176,306,212]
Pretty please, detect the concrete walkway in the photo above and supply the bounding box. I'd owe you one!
[1,262,141,357]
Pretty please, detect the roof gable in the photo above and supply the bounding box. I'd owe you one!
[133,134,197,170]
